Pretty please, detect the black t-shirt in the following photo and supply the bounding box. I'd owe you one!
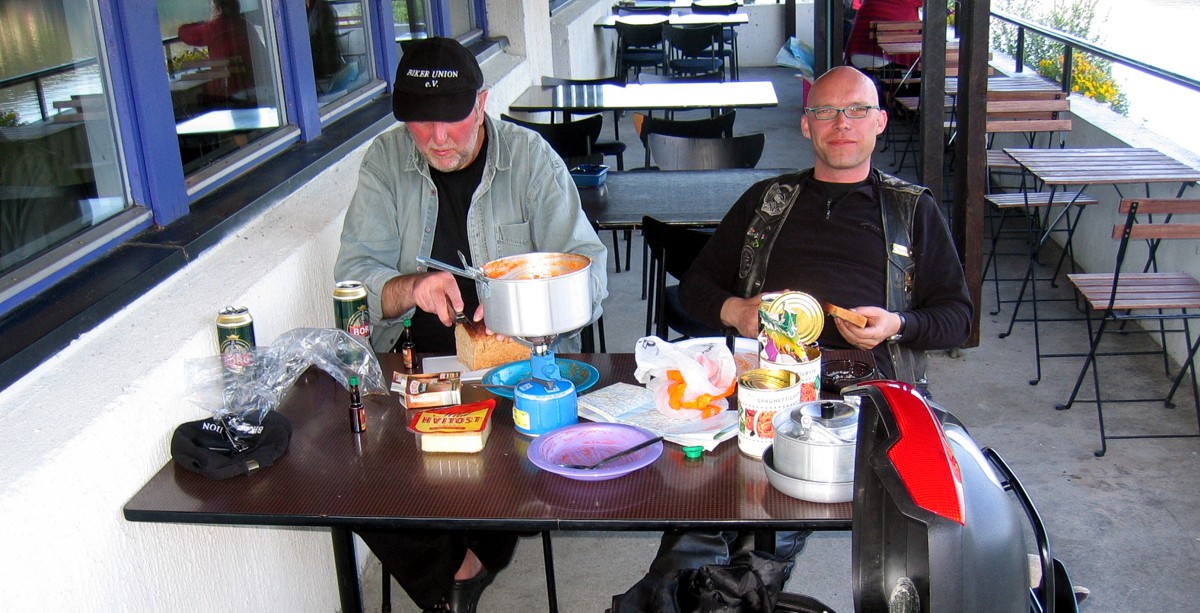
[408,134,488,354]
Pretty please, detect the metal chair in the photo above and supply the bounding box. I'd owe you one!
[499,113,605,167]
[662,23,726,80]
[642,215,720,339]
[540,75,628,170]
[689,0,740,80]
[614,17,668,81]
[1055,198,1200,456]
[646,132,764,171]
[633,110,736,169]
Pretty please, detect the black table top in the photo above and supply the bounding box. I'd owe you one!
[580,168,796,230]
[509,81,778,114]
[124,352,853,532]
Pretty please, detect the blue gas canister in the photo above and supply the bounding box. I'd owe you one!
[513,378,578,436]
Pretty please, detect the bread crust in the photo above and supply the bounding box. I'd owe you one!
[455,321,531,370]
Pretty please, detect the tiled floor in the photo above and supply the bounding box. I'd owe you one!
[363,66,1200,612]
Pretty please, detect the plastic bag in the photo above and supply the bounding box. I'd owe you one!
[185,327,387,450]
[634,336,737,421]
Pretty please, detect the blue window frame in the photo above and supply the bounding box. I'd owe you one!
[0,0,400,317]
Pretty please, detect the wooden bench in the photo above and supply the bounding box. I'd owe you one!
[984,191,1099,209]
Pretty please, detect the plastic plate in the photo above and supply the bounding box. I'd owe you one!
[527,423,663,481]
[480,358,601,399]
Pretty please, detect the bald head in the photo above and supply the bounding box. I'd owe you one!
[800,66,887,182]
[809,66,879,107]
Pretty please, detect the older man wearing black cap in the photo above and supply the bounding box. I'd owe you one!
[336,37,608,358]
[334,38,608,612]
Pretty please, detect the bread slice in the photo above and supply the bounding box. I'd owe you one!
[823,302,869,328]
[455,320,531,370]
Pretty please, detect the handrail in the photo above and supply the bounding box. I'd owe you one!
[992,9,1200,96]
[0,58,98,122]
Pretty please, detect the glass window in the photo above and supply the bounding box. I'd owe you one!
[394,0,430,42]
[0,0,128,277]
[158,0,285,176]
[312,0,374,106]
[445,0,477,40]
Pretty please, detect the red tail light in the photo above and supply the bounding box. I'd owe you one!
[870,381,965,524]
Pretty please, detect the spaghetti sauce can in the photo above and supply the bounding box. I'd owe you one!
[333,281,371,340]
[216,306,256,373]
[737,368,802,459]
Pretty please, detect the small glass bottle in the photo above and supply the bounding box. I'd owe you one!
[400,318,415,371]
[349,376,366,433]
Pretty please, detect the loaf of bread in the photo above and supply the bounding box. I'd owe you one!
[455,321,531,370]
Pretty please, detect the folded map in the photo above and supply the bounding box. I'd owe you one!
[577,382,738,451]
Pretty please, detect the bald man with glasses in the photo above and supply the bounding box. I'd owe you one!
[612,67,972,605]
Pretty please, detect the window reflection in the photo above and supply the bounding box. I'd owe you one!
[160,0,283,176]
[0,0,127,276]
[313,0,373,106]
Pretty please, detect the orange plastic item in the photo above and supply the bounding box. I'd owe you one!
[663,370,736,418]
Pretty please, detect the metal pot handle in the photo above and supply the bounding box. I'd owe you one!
[415,255,488,283]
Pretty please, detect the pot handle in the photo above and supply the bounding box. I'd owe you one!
[415,255,488,283]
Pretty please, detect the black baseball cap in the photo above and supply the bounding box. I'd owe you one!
[393,37,484,123]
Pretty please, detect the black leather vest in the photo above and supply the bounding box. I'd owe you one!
[734,168,930,388]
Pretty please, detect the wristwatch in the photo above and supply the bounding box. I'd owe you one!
[889,312,907,342]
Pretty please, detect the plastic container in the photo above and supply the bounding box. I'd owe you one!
[569,164,608,187]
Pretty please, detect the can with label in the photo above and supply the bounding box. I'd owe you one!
[216,306,256,373]
[334,281,371,340]
[758,291,824,363]
[763,344,822,403]
[737,368,802,459]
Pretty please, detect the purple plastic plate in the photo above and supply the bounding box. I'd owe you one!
[527,423,663,481]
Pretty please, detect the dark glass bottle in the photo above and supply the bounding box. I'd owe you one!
[349,376,366,433]
[400,318,415,371]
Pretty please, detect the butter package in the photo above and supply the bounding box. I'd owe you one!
[391,371,462,409]
[407,399,496,453]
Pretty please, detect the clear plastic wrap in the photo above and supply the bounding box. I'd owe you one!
[185,327,387,450]
[634,336,738,421]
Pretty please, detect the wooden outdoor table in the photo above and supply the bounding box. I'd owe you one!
[997,147,1200,383]
[124,350,859,613]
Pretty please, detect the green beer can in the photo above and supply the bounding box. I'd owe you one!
[334,280,372,341]
[216,306,256,373]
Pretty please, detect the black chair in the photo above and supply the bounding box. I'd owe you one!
[689,0,740,80]
[642,215,722,340]
[614,17,668,82]
[633,110,736,168]
[662,23,725,80]
[645,132,764,171]
[540,75,628,170]
[500,113,604,167]
[617,5,672,16]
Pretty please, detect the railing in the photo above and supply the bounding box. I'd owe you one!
[991,9,1200,97]
[0,58,98,122]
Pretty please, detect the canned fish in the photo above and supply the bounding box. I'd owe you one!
[737,368,802,459]
[759,291,824,363]
[333,281,371,340]
[216,306,255,373]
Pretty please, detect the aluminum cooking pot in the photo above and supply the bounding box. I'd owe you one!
[771,400,859,484]
[416,252,595,339]
[478,253,594,338]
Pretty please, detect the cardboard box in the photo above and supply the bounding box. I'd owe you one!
[391,371,462,409]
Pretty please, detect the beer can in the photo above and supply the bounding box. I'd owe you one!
[758,291,824,362]
[216,306,255,372]
[737,368,802,459]
[334,281,371,339]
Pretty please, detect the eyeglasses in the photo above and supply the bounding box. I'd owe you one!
[803,105,880,120]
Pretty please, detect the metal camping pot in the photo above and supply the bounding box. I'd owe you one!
[771,400,859,484]
[476,252,594,339]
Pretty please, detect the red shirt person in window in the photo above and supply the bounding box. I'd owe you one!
[844,0,923,69]
[177,0,257,104]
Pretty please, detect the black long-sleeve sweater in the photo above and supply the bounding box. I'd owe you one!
[678,171,972,378]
